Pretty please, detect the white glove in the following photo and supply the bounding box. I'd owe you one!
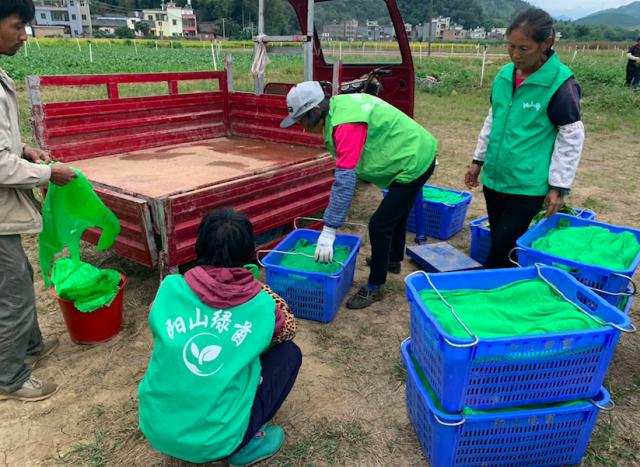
[315,226,336,263]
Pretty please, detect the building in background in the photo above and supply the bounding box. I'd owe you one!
[179,4,197,37]
[322,19,358,41]
[197,21,218,41]
[32,24,66,37]
[366,20,382,41]
[442,24,466,40]
[417,16,450,41]
[166,4,183,37]
[79,0,92,36]
[141,8,170,38]
[467,27,486,40]
[92,16,128,35]
[127,14,154,37]
[141,2,197,38]
[487,27,507,40]
[34,0,83,37]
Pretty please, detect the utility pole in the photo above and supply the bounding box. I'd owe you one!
[222,18,226,40]
[427,0,433,56]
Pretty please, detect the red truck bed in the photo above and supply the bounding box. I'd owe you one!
[71,136,326,198]
[28,71,334,272]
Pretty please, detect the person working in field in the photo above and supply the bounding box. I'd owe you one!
[0,0,77,402]
[464,8,585,269]
[626,37,640,87]
[138,208,301,466]
[280,83,437,309]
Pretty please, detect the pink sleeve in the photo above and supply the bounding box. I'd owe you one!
[333,123,368,170]
[273,303,286,338]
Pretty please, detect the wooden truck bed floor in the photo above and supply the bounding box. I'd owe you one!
[71,136,328,199]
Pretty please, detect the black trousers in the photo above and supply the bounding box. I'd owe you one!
[483,186,546,269]
[235,340,302,451]
[626,62,640,86]
[368,161,436,286]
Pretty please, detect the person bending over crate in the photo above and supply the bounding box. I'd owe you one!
[281,82,438,309]
[138,208,300,466]
[464,8,585,269]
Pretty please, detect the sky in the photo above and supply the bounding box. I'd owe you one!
[528,0,634,20]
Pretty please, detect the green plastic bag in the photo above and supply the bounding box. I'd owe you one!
[531,223,640,270]
[419,279,603,339]
[51,258,122,313]
[421,187,466,205]
[279,239,351,274]
[39,166,120,287]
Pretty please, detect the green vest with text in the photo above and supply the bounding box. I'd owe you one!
[323,93,438,189]
[483,52,574,196]
[138,275,275,463]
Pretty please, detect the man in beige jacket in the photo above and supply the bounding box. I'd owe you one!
[0,0,77,402]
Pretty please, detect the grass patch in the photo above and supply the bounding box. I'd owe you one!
[582,196,609,212]
[274,418,370,466]
[585,413,638,467]
[55,398,142,467]
[389,360,407,384]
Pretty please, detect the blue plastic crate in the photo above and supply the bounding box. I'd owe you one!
[469,209,596,265]
[406,265,632,412]
[262,229,361,322]
[517,213,640,309]
[468,216,492,265]
[402,339,611,467]
[407,186,473,240]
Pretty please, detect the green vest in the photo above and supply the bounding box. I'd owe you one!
[138,275,275,463]
[483,52,574,196]
[323,94,438,189]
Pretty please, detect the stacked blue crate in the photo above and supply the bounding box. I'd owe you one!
[402,265,632,467]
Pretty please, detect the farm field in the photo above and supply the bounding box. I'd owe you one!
[0,40,639,466]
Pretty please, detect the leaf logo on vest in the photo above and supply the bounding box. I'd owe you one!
[167,307,255,377]
[183,333,224,377]
[522,101,542,112]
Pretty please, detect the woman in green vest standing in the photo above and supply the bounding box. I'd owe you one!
[465,8,585,268]
[138,208,301,466]
[281,83,438,309]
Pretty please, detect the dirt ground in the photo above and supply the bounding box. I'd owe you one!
[1,92,638,467]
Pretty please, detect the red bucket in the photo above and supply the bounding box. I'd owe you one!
[52,274,126,345]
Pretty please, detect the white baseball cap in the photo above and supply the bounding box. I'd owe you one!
[280,81,326,128]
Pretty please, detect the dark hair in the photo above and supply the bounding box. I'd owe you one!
[195,208,255,268]
[508,8,555,48]
[304,97,330,127]
[0,0,35,22]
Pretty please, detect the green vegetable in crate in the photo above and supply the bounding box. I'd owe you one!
[531,223,640,270]
[529,204,578,227]
[279,239,351,274]
[419,279,603,339]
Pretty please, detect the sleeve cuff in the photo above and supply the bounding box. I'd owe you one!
[550,186,570,197]
[34,163,52,186]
